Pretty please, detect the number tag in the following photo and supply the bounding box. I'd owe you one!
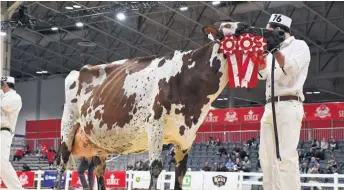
[273,15,282,22]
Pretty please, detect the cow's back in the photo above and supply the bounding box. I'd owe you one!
[74,56,160,153]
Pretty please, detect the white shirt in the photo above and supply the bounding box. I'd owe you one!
[258,36,311,101]
[0,90,22,132]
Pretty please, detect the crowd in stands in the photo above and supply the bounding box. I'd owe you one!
[12,142,57,169]
[198,137,258,173]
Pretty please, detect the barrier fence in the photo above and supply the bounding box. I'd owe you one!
[195,127,344,143]
[21,127,344,151]
[1,170,344,190]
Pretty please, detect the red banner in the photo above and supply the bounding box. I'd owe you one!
[0,171,35,188]
[204,102,344,125]
[104,171,126,188]
[70,171,96,187]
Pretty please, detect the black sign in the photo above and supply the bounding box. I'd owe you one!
[212,175,227,187]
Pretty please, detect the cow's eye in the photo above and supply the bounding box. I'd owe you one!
[223,24,231,29]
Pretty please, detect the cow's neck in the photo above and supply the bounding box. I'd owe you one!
[156,42,228,144]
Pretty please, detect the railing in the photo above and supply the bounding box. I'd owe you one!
[9,170,344,190]
[23,128,344,147]
[195,127,344,143]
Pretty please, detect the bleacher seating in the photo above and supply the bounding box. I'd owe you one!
[10,140,344,176]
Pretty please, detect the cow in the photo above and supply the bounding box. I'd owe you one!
[54,21,285,190]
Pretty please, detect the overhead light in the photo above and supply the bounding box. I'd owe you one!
[36,71,48,74]
[0,31,6,36]
[212,1,221,5]
[223,98,228,100]
[179,6,188,11]
[73,5,81,9]
[65,6,73,10]
[306,92,313,95]
[76,22,84,27]
[217,98,223,100]
[116,12,126,21]
[51,26,58,31]
[313,91,321,94]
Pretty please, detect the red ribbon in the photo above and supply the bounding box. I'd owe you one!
[219,33,267,88]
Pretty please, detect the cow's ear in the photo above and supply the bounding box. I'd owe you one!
[202,26,220,36]
[202,26,223,41]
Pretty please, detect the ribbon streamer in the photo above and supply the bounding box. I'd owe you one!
[219,33,267,88]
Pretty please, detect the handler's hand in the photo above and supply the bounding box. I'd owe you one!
[258,55,267,71]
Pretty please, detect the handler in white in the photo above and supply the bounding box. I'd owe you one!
[258,14,311,190]
[0,76,24,189]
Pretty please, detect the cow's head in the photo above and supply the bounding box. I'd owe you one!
[203,21,285,52]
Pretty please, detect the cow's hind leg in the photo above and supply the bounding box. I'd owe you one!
[54,142,70,190]
[174,147,190,190]
[94,156,107,190]
[147,125,164,190]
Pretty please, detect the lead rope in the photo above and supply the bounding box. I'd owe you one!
[271,56,281,160]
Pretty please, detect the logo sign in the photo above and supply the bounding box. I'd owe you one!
[212,175,227,187]
[182,174,192,187]
[244,110,259,121]
[339,110,344,118]
[224,110,238,122]
[133,171,151,189]
[205,112,219,123]
[314,105,331,119]
[104,171,126,188]
[0,172,35,188]
[204,172,238,190]
[43,170,66,187]
[70,170,95,187]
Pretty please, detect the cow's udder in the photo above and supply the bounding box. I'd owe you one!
[72,127,108,158]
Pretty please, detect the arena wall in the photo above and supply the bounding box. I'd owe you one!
[15,76,65,135]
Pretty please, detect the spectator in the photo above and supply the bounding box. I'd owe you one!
[46,149,55,168]
[308,157,319,168]
[315,149,325,160]
[320,137,329,150]
[22,164,31,172]
[202,161,212,171]
[218,163,228,172]
[167,145,176,171]
[24,144,31,155]
[298,150,305,162]
[233,158,242,172]
[326,155,337,170]
[206,137,215,148]
[304,148,316,162]
[225,159,235,171]
[212,162,220,171]
[300,162,309,174]
[40,143,48,160]
[329,137,337,152]
[239,147,248,160]
[216,146,228,158]
[215,138,221,146]
[242,156,251,172]
[78,157,98,189]
[13,148,24,161]
[308,164,324,189]
[311,138,320,150]
[134,160,144,171]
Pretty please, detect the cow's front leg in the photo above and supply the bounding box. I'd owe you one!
[174,147,190,190]
[147,125,164,190]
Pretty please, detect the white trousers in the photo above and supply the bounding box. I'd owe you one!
[259,100,304,190]
[0,131,24,189]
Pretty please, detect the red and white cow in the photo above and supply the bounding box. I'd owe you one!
[54,22,285,190]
